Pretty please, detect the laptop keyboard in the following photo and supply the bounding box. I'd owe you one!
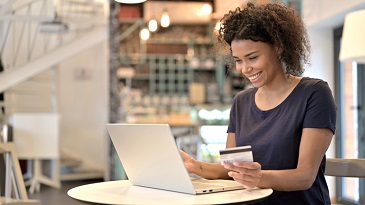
[192,181,224,189]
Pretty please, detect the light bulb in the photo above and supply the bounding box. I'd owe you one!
[202,3,212,15]
[160,10,170,28]
[215,21,221,31]
[148,19,158,32]
[140,28,150,40]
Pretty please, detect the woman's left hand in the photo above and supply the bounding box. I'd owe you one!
[223,162,262,189]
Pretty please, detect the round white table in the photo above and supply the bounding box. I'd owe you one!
[68,180,273,204]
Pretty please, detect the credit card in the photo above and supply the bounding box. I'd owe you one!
[219,145,253,165]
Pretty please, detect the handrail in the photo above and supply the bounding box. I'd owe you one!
[0,0,106,89]
[0,25,107,93]
[0,0,105,71]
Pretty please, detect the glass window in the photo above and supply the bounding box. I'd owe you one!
[339,60,360,202]
[334,26,365,205]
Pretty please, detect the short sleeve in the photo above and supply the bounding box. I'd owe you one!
[303,80,337,134]
[227,95,238,133]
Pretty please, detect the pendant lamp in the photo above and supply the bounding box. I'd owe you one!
[148,19,158,32]
[160,10,170,28]
[114,0,146,4]
[339,9,365,63]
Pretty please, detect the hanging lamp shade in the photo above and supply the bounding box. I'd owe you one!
[140,28,150,40]
[148,19,158,32]
[339,9,365,64]
[160,10,170,28]
[114,0,146,4]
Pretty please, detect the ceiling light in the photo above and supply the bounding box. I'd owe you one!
[114,0,146,4]
[214,21,221,31]
[140,28,150,40]
[339,9,365,63]
[148,19,158,32]
[160,10,170,28]
[202,3,212,16]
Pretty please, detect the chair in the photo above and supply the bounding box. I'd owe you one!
[325,158,365,177]
[0,142,40,204]
[325,158,365,205]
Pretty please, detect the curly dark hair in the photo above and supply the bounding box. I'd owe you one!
[215,2,310,76]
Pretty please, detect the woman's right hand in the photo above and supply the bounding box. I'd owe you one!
[179,149,200,174]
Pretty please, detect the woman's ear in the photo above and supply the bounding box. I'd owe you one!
[275,46,283,59]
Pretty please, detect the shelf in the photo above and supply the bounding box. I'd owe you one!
[117,18,245,100]
[146,38,214,45]
[132,74,150,80]
[191,68,216,71]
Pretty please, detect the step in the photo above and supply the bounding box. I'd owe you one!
[60,156,82,168]
[60,167,104,181]
[60,155,104,181]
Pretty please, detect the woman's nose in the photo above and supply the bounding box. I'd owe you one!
[237,65,253,74]
[246,66,253,73]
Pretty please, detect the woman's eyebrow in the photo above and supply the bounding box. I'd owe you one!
[244,51,259,57]
[232,51,259,58]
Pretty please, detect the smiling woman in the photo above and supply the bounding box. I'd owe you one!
[180,2,337,205]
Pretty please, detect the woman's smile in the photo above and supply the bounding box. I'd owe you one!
[247,72,262,82]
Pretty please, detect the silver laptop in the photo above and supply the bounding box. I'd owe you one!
[106,123,245,195]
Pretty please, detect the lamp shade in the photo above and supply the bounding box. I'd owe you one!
[160,10,170,28]
[339,9,365,63]
[114,0,146,4]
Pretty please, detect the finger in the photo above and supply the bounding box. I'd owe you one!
[234,178,257,189]
[228,171,257,189]
[228,170,255,180]
[223,162,259,170]
[228,167,262,185]
[224,164,260,176]
[233,161,261,170]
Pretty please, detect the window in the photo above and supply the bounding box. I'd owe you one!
[334,26,365,205]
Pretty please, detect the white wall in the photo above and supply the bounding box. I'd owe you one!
[303,0,365,29]
[58,41,109,171]
[303,26,337,198]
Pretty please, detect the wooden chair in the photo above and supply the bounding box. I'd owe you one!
[325,158,365,205]
[0,142,40,204]
[325,158,365,178]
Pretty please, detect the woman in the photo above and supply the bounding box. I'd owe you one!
[181,2,337,204]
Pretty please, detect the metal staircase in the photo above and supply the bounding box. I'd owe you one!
[0,0,108,186]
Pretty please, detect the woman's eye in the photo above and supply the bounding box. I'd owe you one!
[249,56,258,60]
[234,59,242,63]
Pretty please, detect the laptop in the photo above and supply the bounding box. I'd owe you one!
[106,123,245,195]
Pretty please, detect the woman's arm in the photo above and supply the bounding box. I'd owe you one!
[225,127,333,191]
[180,133,237,179]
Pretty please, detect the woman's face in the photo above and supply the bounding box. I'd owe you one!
[231,39,283,88]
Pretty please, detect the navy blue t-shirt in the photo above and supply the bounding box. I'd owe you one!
[227,77,337,205]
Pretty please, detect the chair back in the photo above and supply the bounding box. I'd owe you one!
[325,158,365,178]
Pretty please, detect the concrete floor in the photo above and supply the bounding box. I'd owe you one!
[27,179,103,205]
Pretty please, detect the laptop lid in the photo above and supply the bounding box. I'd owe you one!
[106,123,197,194]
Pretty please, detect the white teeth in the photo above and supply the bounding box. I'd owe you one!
[248,73,260,81]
